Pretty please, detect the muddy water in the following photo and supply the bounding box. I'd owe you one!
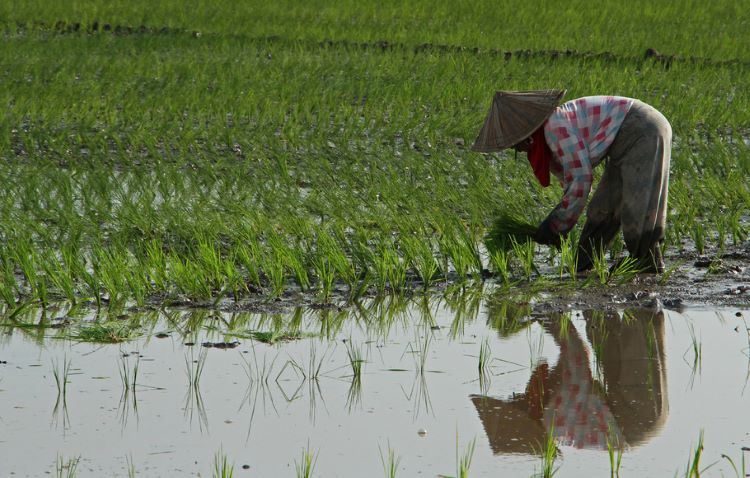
[1,296,749,477]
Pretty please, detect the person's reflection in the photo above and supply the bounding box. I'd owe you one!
[472,307,668,453]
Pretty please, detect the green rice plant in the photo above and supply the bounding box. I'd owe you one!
[235,240,262,289]
[271,235,310,291]
[294,444,317,478]
[590,243,610,285]
[691,223,706,255]
[440,432,476,478]
[485,211,537,254]
[222,254,247,303]
[325,233,358,292]
[558,234,577,283]
[488,249,511,287]
[56,455,81,478]
[126,455,136,478]
[609,257,641,285]
[0,251,19,307]
[263,258,286,299]
[42,254,76,305]
[213,448,234,478]
[720,450,747,478]
[606,425,624,478]
[729,211,748,245]
[402,235,440,289]
[72,321,141,343]
[683,430,708,478]
[123,260,150,307]
[379,443,401,478]
[78,266,102,310]
[93,246,129,310]
[168,254,212,300]
[537,426,559,478]
[311,254,336,302]
[511,237,538,281]
[438,228,481,282]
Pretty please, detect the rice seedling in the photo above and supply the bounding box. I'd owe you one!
[379,443,401,478]
[720,450,747,478]
[682,430,709,478]
[71,321,141,343]
[691,223,706,255]
[126,455,136,478]
[0,0,749,325]
[402,235,441,289]
[488,249,511,287]
[511,237,538,281]
[485,211,537,254]
[294,444,317,478]
[557,234,577,282]
[439,432,476,478]
[606,425,624,478]
[536,426,559,478]
[56,455,81,478]
[311,254,336,301]
[213,448,234,478]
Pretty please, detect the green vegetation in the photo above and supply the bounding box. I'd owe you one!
[2,5,749,473]
[70,321,141,343]
[56,455,80,478]
[213,449,234,478]
[379,444,401,478]
[0,1,748,310]
[294,445,317,478]
[440,432,476,478]
[485,212,539,254]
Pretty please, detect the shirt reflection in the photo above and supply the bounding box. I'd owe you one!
[472,307,667,453]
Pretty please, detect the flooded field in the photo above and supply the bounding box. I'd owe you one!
[2,292,749,477]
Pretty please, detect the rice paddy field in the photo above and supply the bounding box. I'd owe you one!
[1,1,750,476]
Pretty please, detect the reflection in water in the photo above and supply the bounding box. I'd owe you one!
[472,307,668,453]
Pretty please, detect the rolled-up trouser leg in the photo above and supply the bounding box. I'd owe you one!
[603,100,672,273]
[576,161,623,272]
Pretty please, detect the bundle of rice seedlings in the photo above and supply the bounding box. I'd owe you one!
[484,211,538,253]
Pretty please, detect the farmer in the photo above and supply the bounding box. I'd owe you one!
[472,90,672,273]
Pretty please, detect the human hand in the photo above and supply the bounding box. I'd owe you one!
[534,219,562,249]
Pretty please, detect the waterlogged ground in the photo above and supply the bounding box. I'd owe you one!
[1,290,749,477]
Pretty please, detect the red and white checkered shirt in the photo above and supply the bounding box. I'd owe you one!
[543,96,634,233]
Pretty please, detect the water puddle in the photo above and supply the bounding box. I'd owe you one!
[1,293,749,477]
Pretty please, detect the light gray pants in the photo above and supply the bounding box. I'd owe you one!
[577,100,672,272]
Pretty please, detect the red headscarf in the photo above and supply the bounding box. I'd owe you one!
[527,127,552,187]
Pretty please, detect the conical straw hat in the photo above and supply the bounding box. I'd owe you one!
[471,89,566,152]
